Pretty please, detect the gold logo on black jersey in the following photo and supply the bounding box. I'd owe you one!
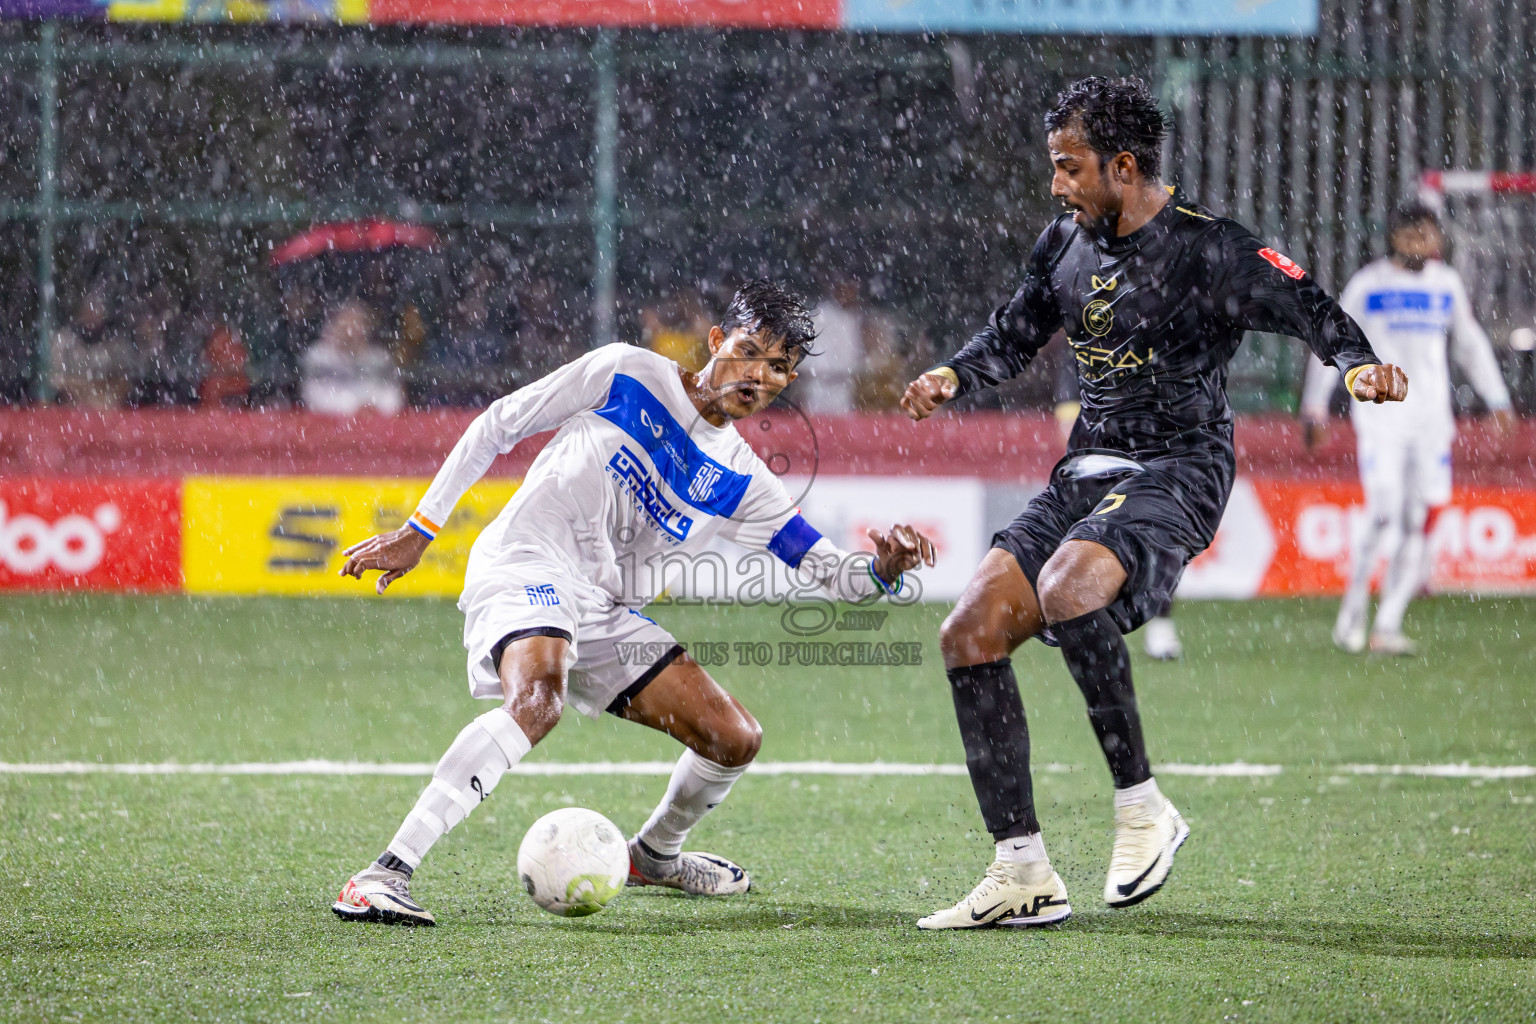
[1083,299,1114,337]
[1093,492,1127,516]
[1090,274,1118,292]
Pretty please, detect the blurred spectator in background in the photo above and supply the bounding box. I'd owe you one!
[124,288,200,407]
[50,287,129,408]
[425,261,516,407]
[800,277,916,413]
[200,319,250,407]
[0,334,28,405]
[255,283,320,407]
[301,299,403,416]
[643,288,711,372]
[513,275,584,378]
[802,278,864,413]
[852,305,910,411]
[0,270,35,404]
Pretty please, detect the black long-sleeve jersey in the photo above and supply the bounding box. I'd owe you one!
[941,188,1380,463]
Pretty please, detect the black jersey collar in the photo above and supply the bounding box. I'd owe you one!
[1091,185,1182,256]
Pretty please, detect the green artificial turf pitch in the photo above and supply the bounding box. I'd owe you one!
[1,594,1534,1022]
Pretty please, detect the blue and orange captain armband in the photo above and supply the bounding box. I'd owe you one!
[407,512,441,541]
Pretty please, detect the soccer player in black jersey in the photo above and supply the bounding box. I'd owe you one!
[903,77,1408,930]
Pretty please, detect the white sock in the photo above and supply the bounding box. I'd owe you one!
[1373,524,1426,636]
[995,833,1048,865]
[384,709,531,870]
[635,749,747,857]
[1340,513,1387,625]
[1114,777,1164,810]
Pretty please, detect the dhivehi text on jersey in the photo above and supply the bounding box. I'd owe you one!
[607,445,694,543]
[595,374,750,518]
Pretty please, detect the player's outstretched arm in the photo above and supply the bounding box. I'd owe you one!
[339,527,431,595]
[904,223,1067,422]
[1348,363,1409,404]
[339,345,630,595]
[900,370,958,421]
[867,524,938,585]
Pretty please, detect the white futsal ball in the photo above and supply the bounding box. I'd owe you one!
[516,807,629,917]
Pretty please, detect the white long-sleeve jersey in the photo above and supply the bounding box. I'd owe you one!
[407,343,890,608]
[1302,258,1511,445]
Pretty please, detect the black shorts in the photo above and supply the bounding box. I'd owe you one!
[992,448,1233,642]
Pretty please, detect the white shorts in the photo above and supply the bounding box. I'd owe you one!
[1358,434,1453,523]
[459,558,680,719]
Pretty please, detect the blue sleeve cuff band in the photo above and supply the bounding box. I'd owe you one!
[868,561,903,596]
[407,520,435,541]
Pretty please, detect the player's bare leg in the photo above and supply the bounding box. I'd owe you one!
[920,549,1073,929]
[333,635,567,926]
[1037,541,1188,907]
[616,651,760,895]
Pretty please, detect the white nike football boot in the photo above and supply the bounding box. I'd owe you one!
[916,861,1072,930]
[1332,604,1368,654]
[627,838,751,895]
[1143,616,1183,661]
[1368,631,1418,657]
[332,873,436,926]
[1104,797,1189,908]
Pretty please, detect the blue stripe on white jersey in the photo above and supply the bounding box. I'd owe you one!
[1365,290,1453,313]
[595,373,751,519]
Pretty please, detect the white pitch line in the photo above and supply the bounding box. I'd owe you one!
[1337,763,1536,780]
[1158,762,1285,777]
[3,764,1523,779]
[0,760,962,777]
[0,760,1526,779]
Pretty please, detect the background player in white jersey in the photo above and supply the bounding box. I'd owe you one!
[1303,202,1515,655]
[329,281,936,926]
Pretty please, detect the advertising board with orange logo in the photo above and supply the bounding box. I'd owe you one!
[1179,480,1536,598]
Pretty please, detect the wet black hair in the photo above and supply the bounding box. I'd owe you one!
[1389,200,1441,235]
[718,279,818,363]
[1044,76,1170,180]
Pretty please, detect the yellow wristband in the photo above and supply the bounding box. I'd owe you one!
[928,366,960,390]
[1343,363,1375,398]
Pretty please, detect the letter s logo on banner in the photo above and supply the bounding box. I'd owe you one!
[0,479,182,591]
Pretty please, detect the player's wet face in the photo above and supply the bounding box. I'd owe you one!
[1048,128,1122,231]
[1390,222,1442,272]
[706,328,799,419]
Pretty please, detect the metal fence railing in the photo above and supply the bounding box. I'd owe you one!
[0,0,1530,412]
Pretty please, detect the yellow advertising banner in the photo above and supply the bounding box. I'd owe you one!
[107,0,368,23]
[182,476,519,597]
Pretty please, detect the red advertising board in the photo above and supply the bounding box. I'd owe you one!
[0,478,182,591]
[1181,479,1536,598]
[368,0,839,27]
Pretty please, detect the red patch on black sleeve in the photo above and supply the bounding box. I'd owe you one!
[1257,247,1306,280]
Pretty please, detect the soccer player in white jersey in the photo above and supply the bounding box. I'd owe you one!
[1303,202,1515,656]
[330,281,935,926]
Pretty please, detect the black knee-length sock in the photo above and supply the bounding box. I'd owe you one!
[1053,609,1152,788]
[946,659,1039,840]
